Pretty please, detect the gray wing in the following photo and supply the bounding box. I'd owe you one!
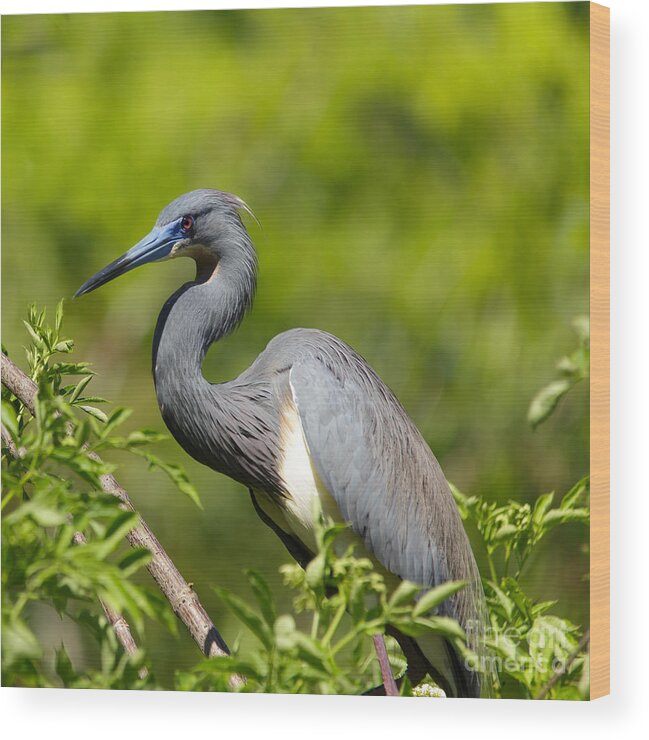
[289,344,488,697]
[288,339,486,651]
[290,347,477,594]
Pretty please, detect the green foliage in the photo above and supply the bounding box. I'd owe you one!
[528,317,590,428]
[51,614,152,691]
[453,477,589,585]
[453,480,589,699]
[452,337,590,700]
[176,476,590,699]
[177,516,469,695]
[3,305,589,698]
[1,304,190,687]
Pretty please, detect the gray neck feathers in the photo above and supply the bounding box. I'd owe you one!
[150,219,284,492]
[152,220,257,395]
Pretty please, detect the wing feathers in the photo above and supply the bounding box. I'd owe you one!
[287,339,486,697]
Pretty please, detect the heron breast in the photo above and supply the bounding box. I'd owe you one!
[274,397,345,553]
[266,397,400,594]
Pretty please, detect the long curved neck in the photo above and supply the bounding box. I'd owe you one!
[152,231,257,397]
[151,225,284,491]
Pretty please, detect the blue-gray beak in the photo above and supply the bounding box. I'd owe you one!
[75,218,184,298]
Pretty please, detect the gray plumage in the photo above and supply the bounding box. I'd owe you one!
[76,188,490,698]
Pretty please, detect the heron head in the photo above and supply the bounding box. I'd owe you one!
[75,189,256,297]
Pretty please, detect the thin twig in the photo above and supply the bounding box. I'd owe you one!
[2,352,243,687]
[372,633,399,696]
[74,530,148,678]
[1,422,20,458]
[535,629,590,700]
[2,419,147,677]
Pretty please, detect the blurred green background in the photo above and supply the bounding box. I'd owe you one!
[2,3,590,687]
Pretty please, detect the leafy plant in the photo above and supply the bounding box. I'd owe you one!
[453,479,589,699]
[2,305,590,698]
[527,316,589,429]
[1,303,190,688]
[448,321,591,699]
[177,514,470,696]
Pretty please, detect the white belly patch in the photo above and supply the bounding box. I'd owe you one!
[274,396,344,553]
[257,392,397,583]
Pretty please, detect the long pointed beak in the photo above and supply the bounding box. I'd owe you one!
[75,218,184,298]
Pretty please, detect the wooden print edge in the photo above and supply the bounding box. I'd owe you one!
[589,0,610,701]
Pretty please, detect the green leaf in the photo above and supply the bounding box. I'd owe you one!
[493,523,518,542]
[246,569,276,627]
[388,580,421,609]
[392,614,465,641]
[28,502,69,528]
[274,614,298,651]
[216,588,272,649]
[75,395,108,404]
[486,580,516,622]
[94,510,138,558]
[55,300,64,332]
[412,580,466,618]
[294,632,328,668]
[543,508,589,528]
[125,429,167,446]
[527,378,573,428]
[188,655,264,685]
[52,361,94,376]
[103,407,133,436]
[143,591,177,635]
[532,600,559,617]
[2,617,43,666]
[79,405,108,423]
[144,453,202,509]
[305,552,326,589]
[533,492,555,527]
[70,375,93,403]
[1,399,19,439]
[74,419,92,448]
[55,645,75,687]
[118,548,152,576]
[54,339,74,354]
[23,320,45,349]
[560,476,590,510]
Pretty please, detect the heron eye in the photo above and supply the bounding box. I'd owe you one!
[181,215,194,233]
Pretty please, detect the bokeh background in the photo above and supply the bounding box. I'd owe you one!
[2,3,590,687]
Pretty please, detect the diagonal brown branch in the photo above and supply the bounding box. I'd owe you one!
[2,352,243,687]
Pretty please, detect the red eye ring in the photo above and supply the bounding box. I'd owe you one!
[181,215,194,233]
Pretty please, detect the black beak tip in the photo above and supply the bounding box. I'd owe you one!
[74,272,107,298]
[74,278,100,298]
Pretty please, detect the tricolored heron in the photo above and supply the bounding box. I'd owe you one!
[76,189,488,697]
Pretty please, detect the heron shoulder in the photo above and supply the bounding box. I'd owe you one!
[258,327,384,384]
[263,327,341,356]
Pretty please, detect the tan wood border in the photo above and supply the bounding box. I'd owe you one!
[589,1,610,700]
